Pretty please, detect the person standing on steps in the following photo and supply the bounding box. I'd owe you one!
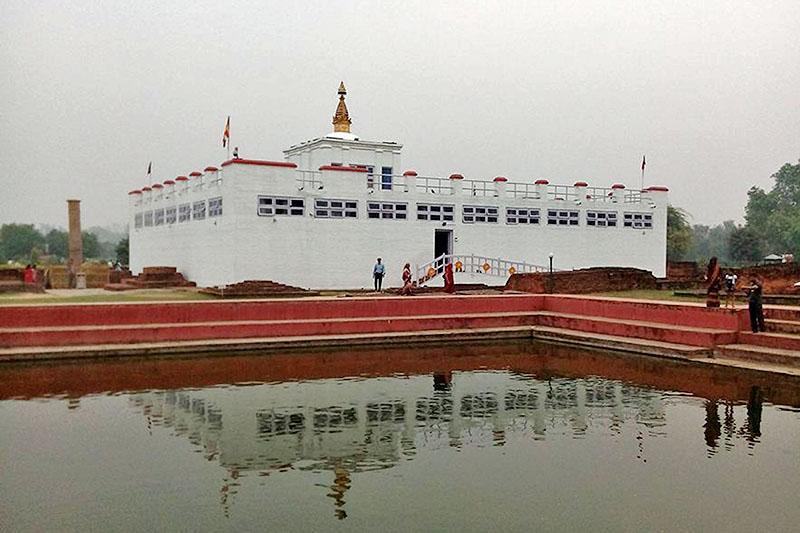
[705,257,722,308]
[373,258,385,292]
[724,271,738,308]
[399,263,414,296]
[443,262,455,293]
[746,278,765,333]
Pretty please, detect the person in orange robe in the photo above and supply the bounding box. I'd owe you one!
[443,263,455,293]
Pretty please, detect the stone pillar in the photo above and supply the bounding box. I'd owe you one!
[493,176,508,198]
[67,199,83,288]
[573,181,588,203]
[611,183,625,203]
[535,179,549,200]
[403,171,417,193]
[449,173,464,196]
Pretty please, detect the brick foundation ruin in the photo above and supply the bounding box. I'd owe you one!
[505,267,657,294]
[104,266,195,291]
[200,280,316,298]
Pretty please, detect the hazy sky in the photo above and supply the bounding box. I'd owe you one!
[1,0,798,230]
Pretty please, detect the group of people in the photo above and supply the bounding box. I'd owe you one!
[372,257,455,296]
[706,257,765,333]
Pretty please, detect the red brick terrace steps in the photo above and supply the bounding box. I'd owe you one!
[0,295,798,369]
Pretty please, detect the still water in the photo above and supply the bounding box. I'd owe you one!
[1,342,799,532]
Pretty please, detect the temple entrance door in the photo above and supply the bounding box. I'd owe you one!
[434,229,453,260]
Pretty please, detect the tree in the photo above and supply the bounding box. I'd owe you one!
[45,229,69,260]
[115,237,129,266]
[744,159,800,255]
[728,226,763,263]
[81,231,102,259]
[687,220,737,264]
[0,224,45,262]
[667,206,692,261]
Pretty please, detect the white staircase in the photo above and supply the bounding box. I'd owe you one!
[416,254,555,286]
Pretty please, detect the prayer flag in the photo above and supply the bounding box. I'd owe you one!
[222,116,230,147]
[641,155,646,171]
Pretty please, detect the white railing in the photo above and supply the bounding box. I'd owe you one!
[415,253,554,286]
[507,182,541,199]
[415,176,453,195]
[295,169,323,191]
[463,179,495,197]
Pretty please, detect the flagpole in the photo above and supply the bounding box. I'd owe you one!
[640,155,646,191]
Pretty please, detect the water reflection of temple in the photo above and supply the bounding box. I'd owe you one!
[128,370,679,517]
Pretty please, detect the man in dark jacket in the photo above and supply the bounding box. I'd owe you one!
[746,279,765,333]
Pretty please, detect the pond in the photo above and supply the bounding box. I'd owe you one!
[1,341,799,532]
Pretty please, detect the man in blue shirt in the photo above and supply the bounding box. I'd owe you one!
[373,258,385,292]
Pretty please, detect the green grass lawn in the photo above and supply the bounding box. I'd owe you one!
[0,287,709,306]
[0,289,218,305]
[585,289,706,302]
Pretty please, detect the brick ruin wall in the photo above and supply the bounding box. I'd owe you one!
[731,263,800,294]
[505,267,657,294]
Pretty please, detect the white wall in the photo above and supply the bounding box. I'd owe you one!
[130,158,668,289]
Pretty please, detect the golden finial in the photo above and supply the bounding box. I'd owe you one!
[332,82,351,133]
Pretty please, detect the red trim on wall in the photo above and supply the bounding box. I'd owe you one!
[646,186,669,192]
[319,165,368,172]
[141,187,151,192]
[573,181,588,187]
[403,171,418,176]
[128,190,142,195]
[611,183,626,189]
[204,166,218,172]
[449,173,464,180]
[222,159,297,168]
[175,176,188,181]
[151,183,163,189]
[189,172,202,177]
[534,179,549,185]
[493,176,508,182]
[163,180,175,185]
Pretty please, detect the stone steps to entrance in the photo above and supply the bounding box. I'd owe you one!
[530,326,712,359]
[0,325,713,363]
[737,331,800,352]
[533,312,737,348]
[0,312,542,348]
[764,305,800,322]
[0,310,739,350]
[765,319,800,335]
[2,295,798,372]
[715,344,800,368]
[0,294,543,328]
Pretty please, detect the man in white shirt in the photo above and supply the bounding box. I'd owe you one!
[373,258,385,292]
[724,272,738,308]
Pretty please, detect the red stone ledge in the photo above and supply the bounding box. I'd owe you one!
[222,159,297,168]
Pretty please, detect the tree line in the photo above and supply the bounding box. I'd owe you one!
[0,224,129,265]
[668,159,800,265]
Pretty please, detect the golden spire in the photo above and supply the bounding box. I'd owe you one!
[332,81,352,133]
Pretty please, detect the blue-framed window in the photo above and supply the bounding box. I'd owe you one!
[381,166,393,190]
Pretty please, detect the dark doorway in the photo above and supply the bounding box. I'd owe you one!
[434,229,453,259]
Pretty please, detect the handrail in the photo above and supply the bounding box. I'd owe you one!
[295,169,323,191]
[415,253,555,286]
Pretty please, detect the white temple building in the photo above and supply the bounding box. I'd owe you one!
[128,83,669,289]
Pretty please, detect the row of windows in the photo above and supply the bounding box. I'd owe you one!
[254,196,654,229]
[135,198,222,228]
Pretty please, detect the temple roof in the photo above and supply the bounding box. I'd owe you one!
[332,81,352,133]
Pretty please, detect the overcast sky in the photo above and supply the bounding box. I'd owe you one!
[1,0,798,230]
